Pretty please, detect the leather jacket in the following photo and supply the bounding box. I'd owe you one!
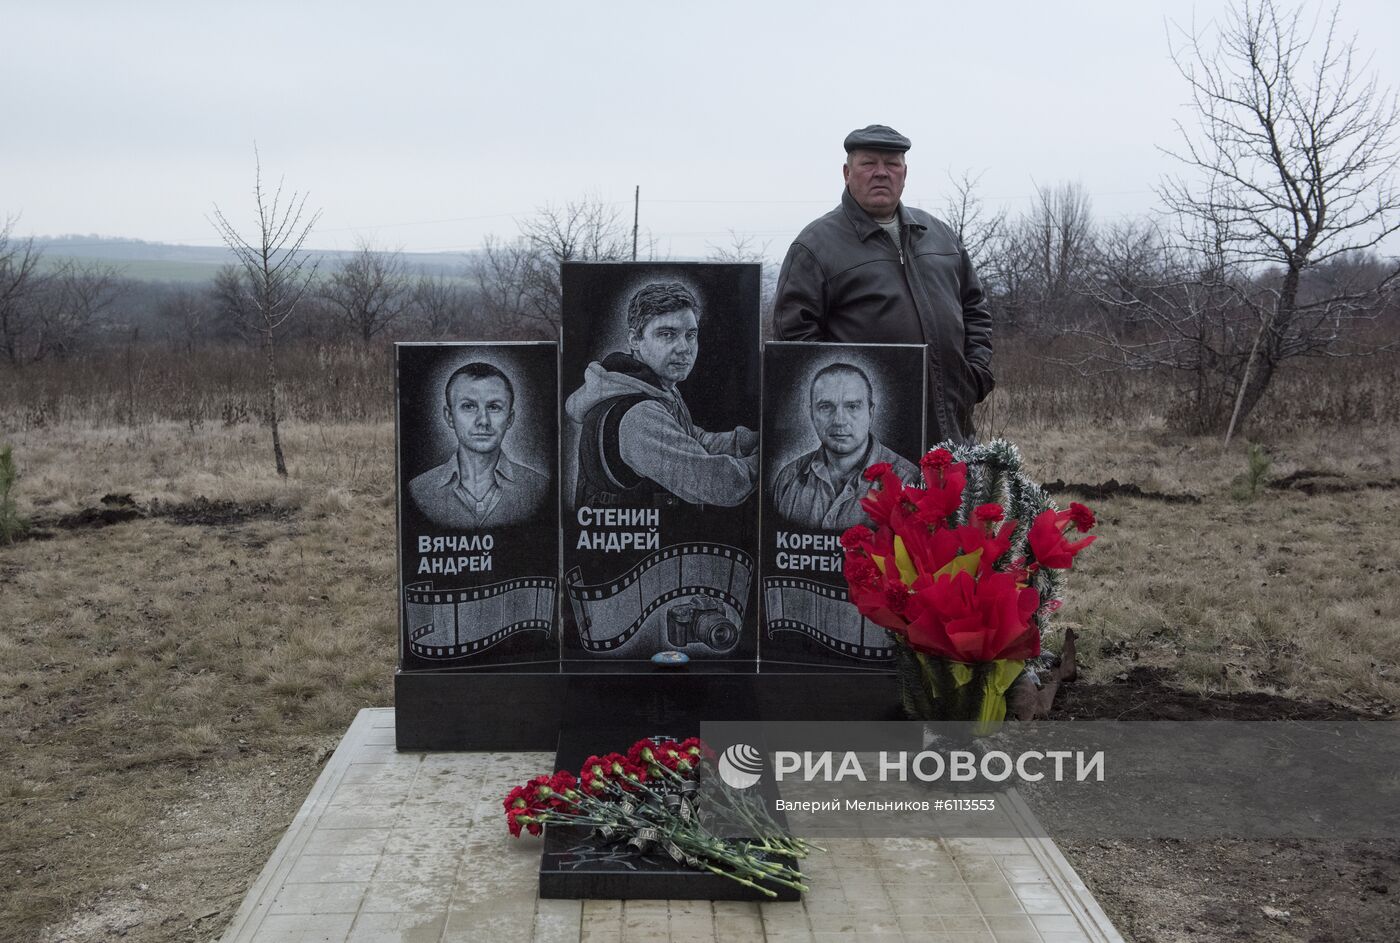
[772,188,994,446]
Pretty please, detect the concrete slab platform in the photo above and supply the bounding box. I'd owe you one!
[220,709,1124,943]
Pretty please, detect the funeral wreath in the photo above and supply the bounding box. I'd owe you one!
[842,440,1098,727]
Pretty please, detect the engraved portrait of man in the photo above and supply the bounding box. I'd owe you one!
[408,361,550,529]
[565,281,758,508]
[770,361,917,530]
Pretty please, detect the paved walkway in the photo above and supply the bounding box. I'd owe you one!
[220,710,1123,943]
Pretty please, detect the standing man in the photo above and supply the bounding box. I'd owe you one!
[772,125,994,446]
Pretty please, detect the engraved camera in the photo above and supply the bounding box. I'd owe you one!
[664,596,739,654]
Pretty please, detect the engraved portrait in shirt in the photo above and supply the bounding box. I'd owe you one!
[563,280,758,510]
[770,361,917,531]
[408,361,550,529]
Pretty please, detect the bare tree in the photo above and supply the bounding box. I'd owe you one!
[473,235,551,336]
[1076,212,1259,430]
[210,264,258,343]
[157,286,210,353]
[321,240,412,343]
[409,272,475,338]
[0,217,44,365]
[520,198,630,327]
[1160,0,1400,435]
[980,181,1096,332]
[30,260,123,361]
[521,198,629,265]
[706,230,777,334]
[940,170,1008,273]
[209,150,321,476]
[472,197,642,337]
[1023,180,1097,328]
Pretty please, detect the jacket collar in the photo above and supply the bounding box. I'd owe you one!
[840,187,927,242]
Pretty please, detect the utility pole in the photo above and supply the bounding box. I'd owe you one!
[632,185,639,261]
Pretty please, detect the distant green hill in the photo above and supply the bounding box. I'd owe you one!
[31,236,476,283]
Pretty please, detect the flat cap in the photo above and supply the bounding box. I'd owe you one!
[843,124,911,153]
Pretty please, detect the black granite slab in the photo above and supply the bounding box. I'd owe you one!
[394,342,561,669]
[394,664,903,751]
[538,727,800,901]
[560,263,762,663]
[759,342,926,669]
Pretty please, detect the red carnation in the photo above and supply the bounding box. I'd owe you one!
[884,585,911,616]
[1067,502,1096,533]
[921,448,954,472]
[974,503,1004,524]
[841,525,874,551]
[619,761,649,790]
[580,754,619,794]
[911,460,967,524]
[863,461,893,482]
[549,770,578,806]
[679,737,716,762]
[844,555,881,590]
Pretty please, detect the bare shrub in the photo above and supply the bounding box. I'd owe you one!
[0,443,26,542]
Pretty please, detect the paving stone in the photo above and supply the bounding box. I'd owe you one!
[345,911,445,943]
[714,914,764,937]
[220,709,1125,943]
[761,931,817,943]
[982,913,1037,934]
[371,853,461,884]
[381,827,473,856]
[285,854,381,884]
[1032,914,1088,933]
[249,912,356,942]
[302,828,392,857]
[266,882,367,916]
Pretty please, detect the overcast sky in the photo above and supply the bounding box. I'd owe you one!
[5,0,1398,259]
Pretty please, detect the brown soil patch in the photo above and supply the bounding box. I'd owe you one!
[1269,469,1400,495]
[1050,671,1400,942]
[1050,666,1394,721]
[1046,478,1203,504]
[22,494,296,541]
[153,496,295,527]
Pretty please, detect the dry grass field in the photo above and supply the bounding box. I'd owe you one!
[1,341,1398,942]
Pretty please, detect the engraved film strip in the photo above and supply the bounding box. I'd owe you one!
[404,577,556,659]
[565,542,753,655]
[762,576,894,661]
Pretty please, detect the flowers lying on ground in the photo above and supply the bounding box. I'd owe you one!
[504,737,817,898]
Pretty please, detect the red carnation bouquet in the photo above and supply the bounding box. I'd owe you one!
[842,446,1098,726]
[504,737,817,898]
